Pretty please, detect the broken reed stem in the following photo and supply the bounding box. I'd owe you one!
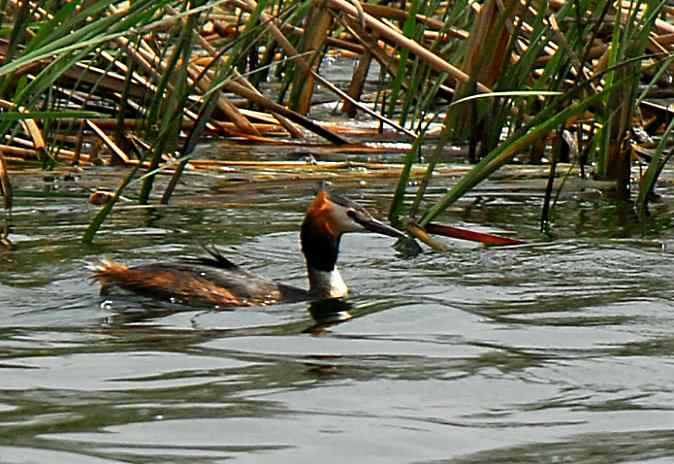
[86,120,132,165]
[341,51,372,117]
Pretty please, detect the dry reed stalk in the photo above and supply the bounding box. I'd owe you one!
[548,0,674,36]
[359,3,468,40]
[234,0,314,73]
[112,158,397,174]
[422,30,463,44]
[655,33,674,46]
[340,16,402,71]
[339,13,454,100]
[0,99,46,155]
[216,133,306,144]
[20,118,45,154]
[166,4,268,136]
[189,160,479,177]
[61,63,150,98]
[237,80,305,137]
[341,51,372,117]
[235,0,416,139]
[308,143,414,153]
[5,135,44,149]
[183,64,261,135]
[188,159,390,169]
[458,0,517,90]
[120,28,260,135]
[327,0,491,93]
[51,133,90,145]
[406,222,449,251]
[86,120,131,165]
[180,105,224,135]
[316,123,397,136]
[82,117,278,134]
[643,13,671,35]
[73,120,86,166]
[290,1,333,114]
[114,36,167,89]
[169,3,303,138]
[647,36,672,63]
[100,49,154,86]
[535,43,607,65]
[211,119,287,135]
[0,144,87,163]
[593,46,610,76]
[547,13,593,84]
[310,31,366,54]
[221,80,349,144]
[0,151,11,211]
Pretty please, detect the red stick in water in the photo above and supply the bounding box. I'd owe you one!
[425,222,525,246]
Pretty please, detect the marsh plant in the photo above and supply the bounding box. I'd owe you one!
[0,0,671,242]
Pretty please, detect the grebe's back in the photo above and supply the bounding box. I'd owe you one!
[91,246,308,307]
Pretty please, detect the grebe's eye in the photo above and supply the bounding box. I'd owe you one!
[346,210,357,219]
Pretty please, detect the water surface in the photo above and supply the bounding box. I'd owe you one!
[1,165,674,463]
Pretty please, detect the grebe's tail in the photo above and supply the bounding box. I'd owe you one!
[88,259,130,294]
[88,259,129,280]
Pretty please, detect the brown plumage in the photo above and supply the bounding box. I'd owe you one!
[91,259,248,306]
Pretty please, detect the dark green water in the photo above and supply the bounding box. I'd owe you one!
[2,165,674,464]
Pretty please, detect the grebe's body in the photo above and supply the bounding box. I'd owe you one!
[91,189,403,308]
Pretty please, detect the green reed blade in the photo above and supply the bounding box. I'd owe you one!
[636,116,674,216]
[418,78,631,227]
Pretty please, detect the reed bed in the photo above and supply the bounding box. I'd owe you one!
[0,1,672,244]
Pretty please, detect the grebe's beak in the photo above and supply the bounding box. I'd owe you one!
[351,210,406,239]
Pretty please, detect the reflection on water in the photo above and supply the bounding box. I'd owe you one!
[1,166,674,463]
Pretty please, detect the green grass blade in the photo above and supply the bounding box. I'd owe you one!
[82,163,142,244]
[418,78,630,227]
[636,117,674,216]
[0,111,104,121]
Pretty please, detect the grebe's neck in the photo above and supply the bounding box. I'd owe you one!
[307,266,348,298]
[301,217,348,298]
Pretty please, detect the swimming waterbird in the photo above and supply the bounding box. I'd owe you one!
[90,188,405,308]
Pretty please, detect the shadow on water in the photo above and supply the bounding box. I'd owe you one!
[439,430,674,464]
[2,167,674,463]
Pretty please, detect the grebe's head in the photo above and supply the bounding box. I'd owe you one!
[301,187,405,297]
[303,189,405,241]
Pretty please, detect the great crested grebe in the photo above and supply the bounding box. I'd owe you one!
[90,188,405,308]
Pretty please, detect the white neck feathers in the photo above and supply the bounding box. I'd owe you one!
[307,266,348,299]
